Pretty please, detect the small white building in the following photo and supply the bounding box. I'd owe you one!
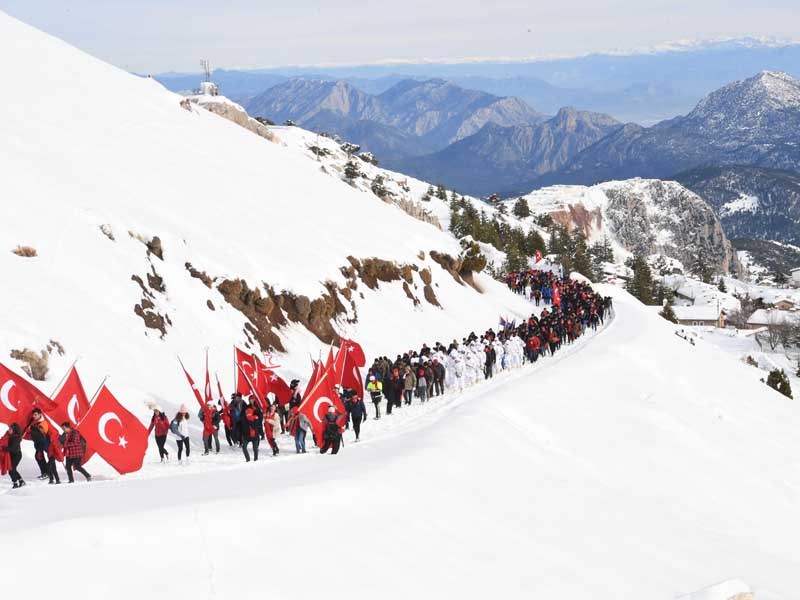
[790,267,800,286]
[650,305,727,327]
[746,308,800,329]
[199,80,218,96]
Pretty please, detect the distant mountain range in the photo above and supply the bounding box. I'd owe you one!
[245,78,545,159]
[385,107,621,196]
[153,38,800,124]
[532,71,800,191]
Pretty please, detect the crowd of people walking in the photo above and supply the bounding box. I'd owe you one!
[2,269,610,485]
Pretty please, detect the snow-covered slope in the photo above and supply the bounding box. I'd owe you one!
[0,10,533,430]
[2,286,798,598]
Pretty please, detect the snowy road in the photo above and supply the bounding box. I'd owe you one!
[3,287,799,599]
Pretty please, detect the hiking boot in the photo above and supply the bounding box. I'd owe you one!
[12,482,18,489]
[16,480,26,488]
[86,475,92,482]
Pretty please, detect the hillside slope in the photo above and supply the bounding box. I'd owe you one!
[0,11,530,422]
[2,287,798,598]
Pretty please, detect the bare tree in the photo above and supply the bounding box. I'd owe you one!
[756,311,800,352]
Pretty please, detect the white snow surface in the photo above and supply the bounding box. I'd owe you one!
[0,9,532,423]
[2,12,800,599]
[2,286,799,598]
[720,194,760,217]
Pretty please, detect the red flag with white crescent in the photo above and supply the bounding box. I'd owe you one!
[339,337,366,367]
[236,363,265,410]
[333,344,363,399]
[298,363,346,445]
[235,347,259,396]
[50,366,97,464]
[0,363,49,428]
[178,358,204,408]
[534,250,542,263]
[77,385,147,475]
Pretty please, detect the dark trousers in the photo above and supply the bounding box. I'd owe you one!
[320,436,341,455]
[434,380,444,396]
[155,434,169,459]
[242,437,260,462]
[385,394,394,415]
[403,390,413,405]
[204,431,220,453]
[47,456,60,483]
[65,457,91,482]
[177,438,190,460]
[352,415,362,440]
[35,450,48,476]
[223,425,234,446]
[8,451,22,483]
[484,364,493,379]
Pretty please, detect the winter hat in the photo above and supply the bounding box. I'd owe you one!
[369,376,376,381]
[179,403,189,413]
[327,406,336,414]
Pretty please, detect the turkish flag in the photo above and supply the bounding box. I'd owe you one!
[78,385,147,475]
[235,347,259,397]
[51,366,96,464]
[49,366,91,426]
[298,364,346,444]
[0,363,50,428]
[553,284,561,307]
[259,367,292,406]
[215,373,226,407]
[534,250,542,263]
[340,337,366,367]
[333,345,363,399]
[178,358,204,407]
[303,359,321,403]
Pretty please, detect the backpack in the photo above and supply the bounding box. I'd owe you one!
[211,411,221,427]
[170,419,180,435]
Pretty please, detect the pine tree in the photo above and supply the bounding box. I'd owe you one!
[766,369,793,399]
[371,174,387,198]
[571,234,594,280]
[774,269,788,285]
[718,278,727,293]
[524,229,546,256]
[691,251,713,284]
[659,301,678,323]
[502,239,527,273]
[459,238,487,273]
[547,228,559,255]
[626,255,655,304]
[513,197,531,219]
[344,160,361,181]
[497,202,507,216]
[436,184,448,201]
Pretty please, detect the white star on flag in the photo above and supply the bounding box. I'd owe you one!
[270,374,278,381]
[118,436,128,449]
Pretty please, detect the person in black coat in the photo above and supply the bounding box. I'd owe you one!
[344,393,367,441]
[432,359,446,397]
[1,423,25,488]
[320,408,344,455]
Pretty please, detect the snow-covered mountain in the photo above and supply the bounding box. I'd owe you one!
[518,179,739,274]
[543,71,800,187]
[3,12,800,599]
[0,11,532,423]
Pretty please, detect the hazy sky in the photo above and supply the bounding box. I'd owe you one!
[1,0,798,73]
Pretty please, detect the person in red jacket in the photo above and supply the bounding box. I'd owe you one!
[241,397,263,462]
[60,422,92,483]
[46,425,64,484]
[201,403,220,455]
[147,407,171,462]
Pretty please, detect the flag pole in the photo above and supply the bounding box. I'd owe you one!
[48,356,79,399]
[88,376,109,404]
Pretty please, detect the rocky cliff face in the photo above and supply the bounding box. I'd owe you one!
[524,179,739,274]
[676,165,800,244]
[189,95,278,142]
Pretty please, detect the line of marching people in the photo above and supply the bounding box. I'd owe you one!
[357,272,612,428]
[136,272,612,466]
[1,271,612,485]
